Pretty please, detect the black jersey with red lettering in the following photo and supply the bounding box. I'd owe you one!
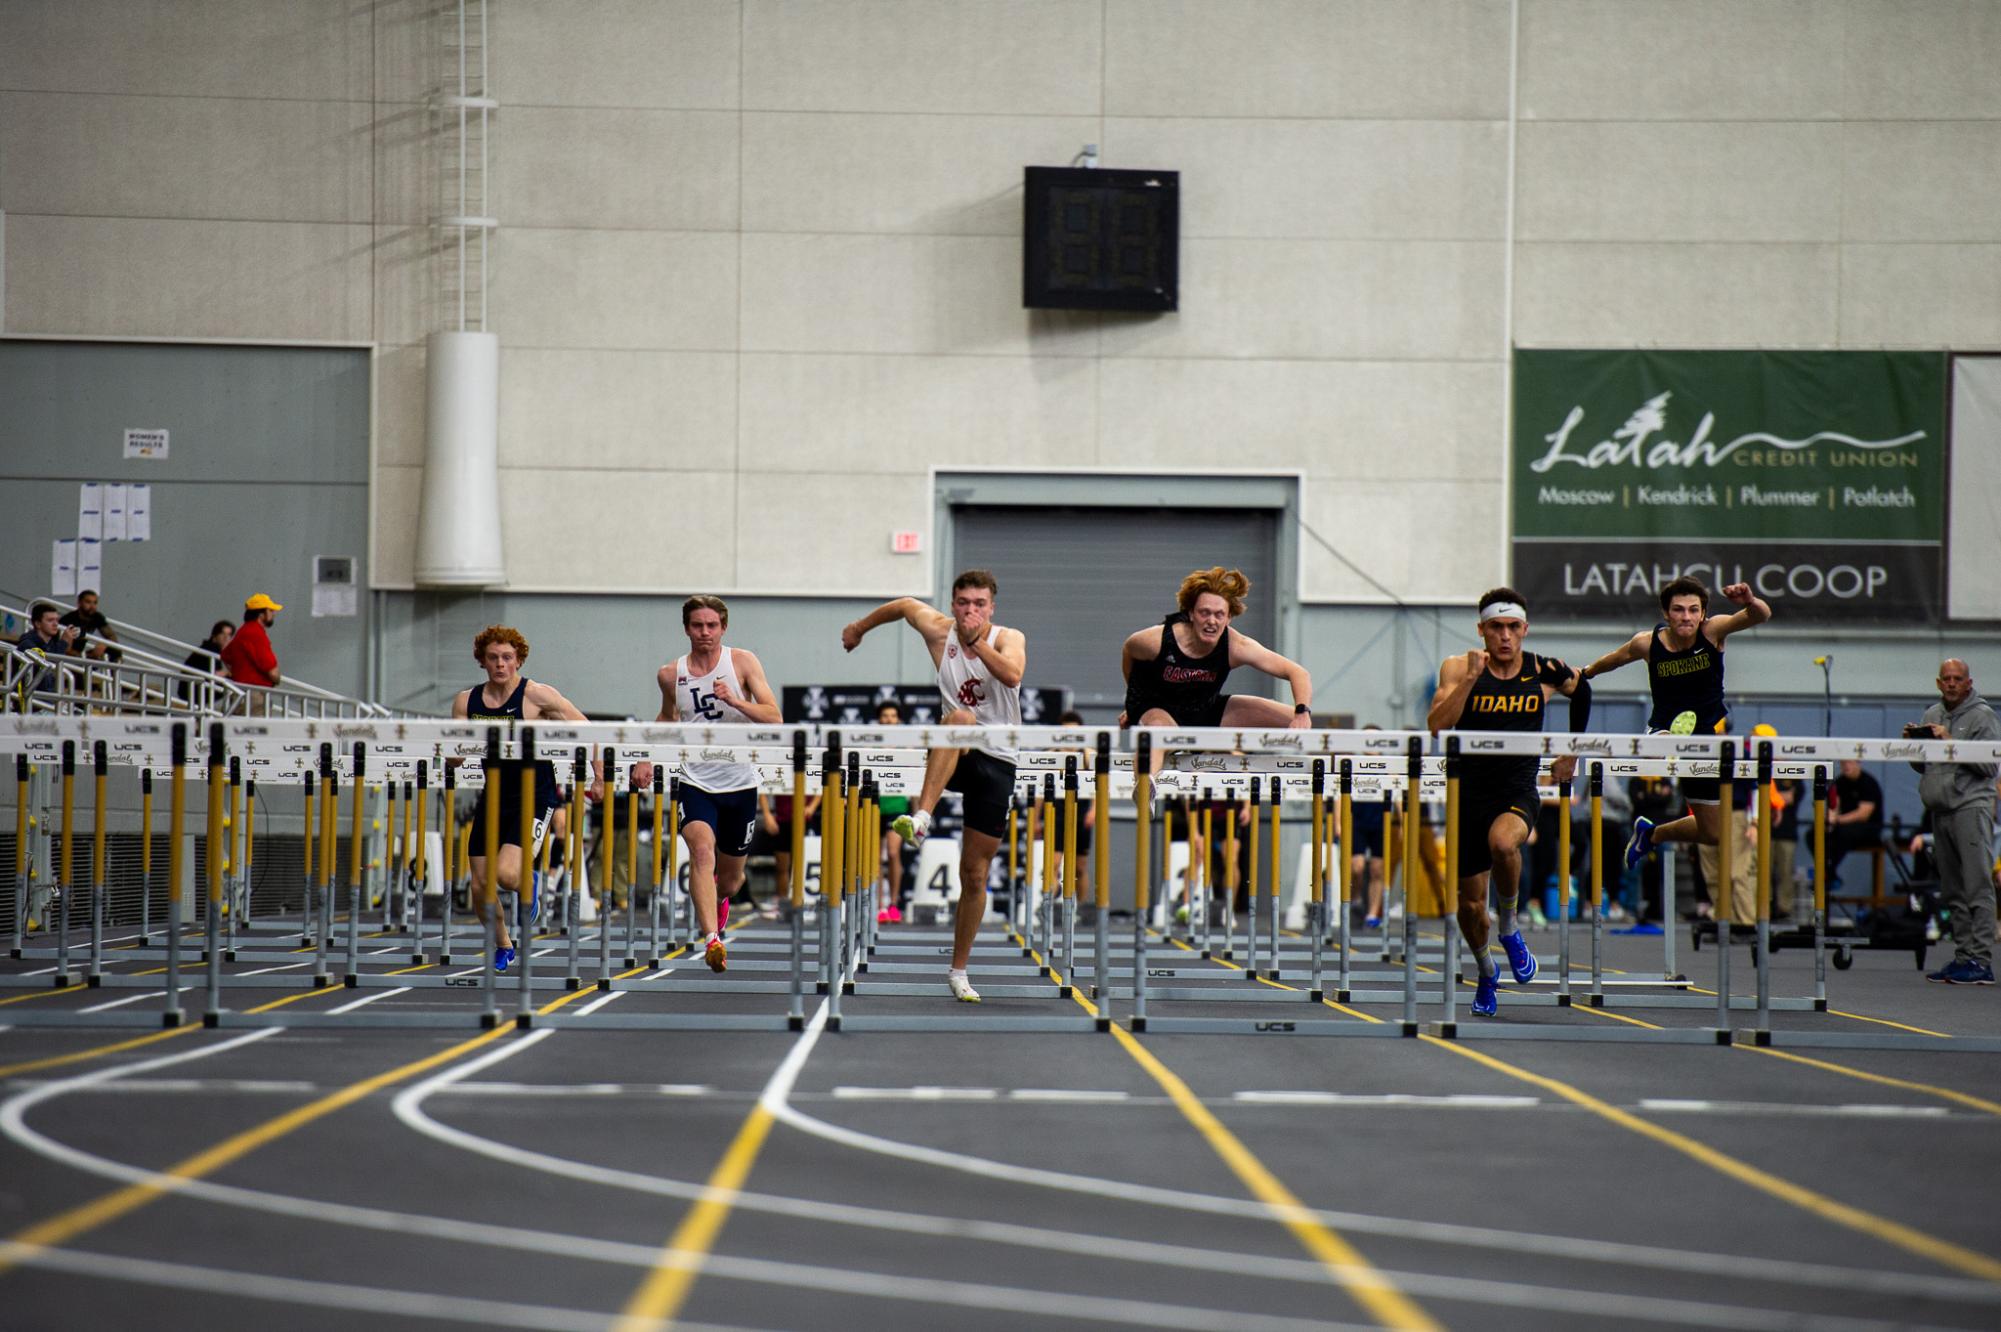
[1644,624,1727,734]
[1124,614,1233,727]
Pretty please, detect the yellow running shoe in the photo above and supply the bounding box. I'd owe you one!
[1668,711,1699,736]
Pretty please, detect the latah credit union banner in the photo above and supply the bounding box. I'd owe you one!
[1512,350,1946,622]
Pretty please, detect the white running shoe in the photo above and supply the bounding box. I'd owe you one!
[893,810,931,846]
[947,971,981,1003]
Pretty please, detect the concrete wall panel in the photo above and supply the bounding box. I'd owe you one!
[1105,0,1509,119]
[1517,122,1843,243]
[3,215,372,341]
[499,348,738,472]
[1513,242,1840,348]
[742,113,1099,237]
[1105,117,1507,241]
[738,352,1099,473]
[743,0,1101,114]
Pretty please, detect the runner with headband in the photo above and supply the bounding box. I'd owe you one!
[1428,588,1590,1017]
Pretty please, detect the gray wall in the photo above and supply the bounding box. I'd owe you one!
[6,2,2000,730]
[8,1,2001,606]
[0,339,372,695]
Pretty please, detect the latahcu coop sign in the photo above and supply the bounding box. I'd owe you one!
[1511,350,1946,622]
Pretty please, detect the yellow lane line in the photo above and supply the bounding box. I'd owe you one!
[1034,936,1436,1329]
[0,959,655,1275]
[1742,1046,2001,1119]
[1826,1008,1952,1037]
[1421,1036,2001,1284]
[611,1105,775,1329]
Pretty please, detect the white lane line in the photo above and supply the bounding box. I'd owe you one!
[765,1074,2001,1308]
[830,1086,999,1101]
[1009,1089,1130,1103]
[326,988,409,1015]
[439,1080,715,1098]
[1233,1092,1540,1109]
[14,1078,320,1095]
[8,982,1956,1328]
[571,988,625,1017]
[1639,1100,1952,1120]
[80,987,194,1014]
[0,1241,651,1332]
[83,960,303,1013]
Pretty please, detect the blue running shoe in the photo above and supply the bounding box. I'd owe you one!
[1623,816,1655,872]
[527,873,541,927]
[1499,929,1538,984]
[1472,970,1499,1017]
[494,945,517,973]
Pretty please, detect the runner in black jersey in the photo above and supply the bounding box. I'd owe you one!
[1581,575,1771,871]
[1119,567,1315,796]
[451,625,591,972]
[1429,587,1590,1017]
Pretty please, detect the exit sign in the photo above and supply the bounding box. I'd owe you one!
[890,530,923,555]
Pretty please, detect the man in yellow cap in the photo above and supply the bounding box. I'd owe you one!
[220,593,283,698]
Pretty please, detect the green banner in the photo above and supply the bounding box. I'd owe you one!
[1512,351,1946,621]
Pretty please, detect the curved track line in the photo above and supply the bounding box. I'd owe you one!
[0,1019,1363,1332]
[3,991,1982,1328]
[389,1020,1939,1331]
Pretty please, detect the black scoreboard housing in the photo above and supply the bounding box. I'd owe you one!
[1022,165,1179,312]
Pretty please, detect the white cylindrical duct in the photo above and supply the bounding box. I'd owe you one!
[414,330,506,587]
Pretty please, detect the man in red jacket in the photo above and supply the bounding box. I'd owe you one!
[220,593,283,696]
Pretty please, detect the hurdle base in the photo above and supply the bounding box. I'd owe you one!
[161,1009,184,1027]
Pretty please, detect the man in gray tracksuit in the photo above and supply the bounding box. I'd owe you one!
[1909,659,1999,985]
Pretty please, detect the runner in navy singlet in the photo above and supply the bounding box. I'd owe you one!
[1581,575,1772,872]
[451,625,592,973]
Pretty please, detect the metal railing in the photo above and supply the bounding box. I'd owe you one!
[2,596,387,720]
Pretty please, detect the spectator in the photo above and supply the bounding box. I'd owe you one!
[1693,770,1757,934]
[58,589,120,662]
[184,620,235,673]
[180,619,235,704]
[15,601,79,656]
[1746,723,1800,920]
[220,593,283,692]
[1570,769,1634,921]
[11,601,80,700]
[875,701,910,923]
[1828,759,1884,883]
[1908,659,1998,985]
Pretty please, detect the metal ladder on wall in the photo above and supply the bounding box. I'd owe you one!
[437,0,496,333]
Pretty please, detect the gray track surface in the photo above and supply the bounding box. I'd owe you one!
[2,917,1997,1331]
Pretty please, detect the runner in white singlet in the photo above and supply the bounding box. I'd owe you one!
[633,595,781,974]
[842,571,1026,1001]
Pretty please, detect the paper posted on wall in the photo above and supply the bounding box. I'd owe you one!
[78,484,103,542]
[79,539,102,594]
[52,541,77,597]
[103,483,128,542]
[127,485,151,542]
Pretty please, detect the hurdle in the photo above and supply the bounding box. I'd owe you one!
[5,715,1998,1050]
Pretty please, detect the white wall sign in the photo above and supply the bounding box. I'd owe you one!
[312,554,358,618]
[78,539,102,594]
[124,428,169,459]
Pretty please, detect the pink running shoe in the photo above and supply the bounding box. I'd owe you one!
[718,898,730,932]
